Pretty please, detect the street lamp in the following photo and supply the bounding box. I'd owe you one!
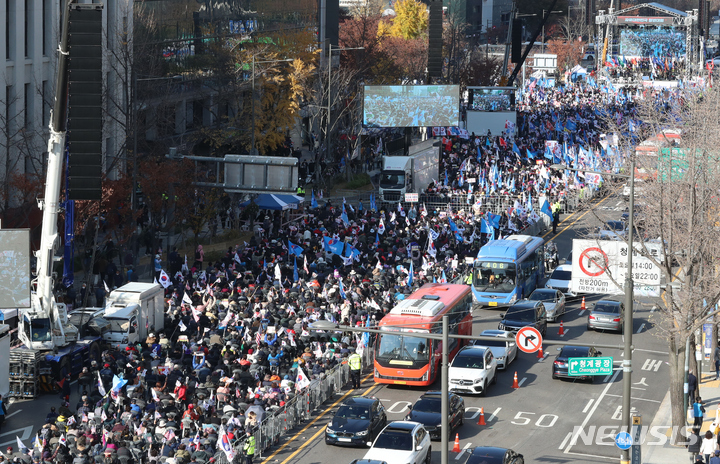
[326,45,363,168]
[552,160,636,464]
[541,9,563,53]
[250,56,294,156]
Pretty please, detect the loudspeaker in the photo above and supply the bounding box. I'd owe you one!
[427,0,443,80]
[67,4,103,200]
[511,19,522,63]
[326,0,339,48]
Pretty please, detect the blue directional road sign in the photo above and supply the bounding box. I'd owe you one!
[615,432,633,450]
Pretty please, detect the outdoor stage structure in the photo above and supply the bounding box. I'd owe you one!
[595,3,701,72]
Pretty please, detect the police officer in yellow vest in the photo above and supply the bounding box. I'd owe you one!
[243,430,256,464]
[348,350,362,389]
[551,201,561,234]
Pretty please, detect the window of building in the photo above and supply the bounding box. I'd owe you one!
[24,83,32,128]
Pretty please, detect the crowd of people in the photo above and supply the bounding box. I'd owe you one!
[9,69,692,464]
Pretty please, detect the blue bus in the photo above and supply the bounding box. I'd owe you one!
[472,235,545,307]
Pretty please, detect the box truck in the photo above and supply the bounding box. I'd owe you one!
[102,282,165,348]
[378,139,440,203]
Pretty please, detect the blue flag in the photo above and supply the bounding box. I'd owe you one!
[338,278,347,300]
[541,200,553,219]
[111,375,128,393]
[487,213,501,229]
[293,257,299,282]
[527,148,536,160]
[512,142,521,156]
[407,261,413,287]
[358,200,363,211]
[311,190,318,209]
[323,236,345,255]
[288,240,304,257]
[440,270,448,284]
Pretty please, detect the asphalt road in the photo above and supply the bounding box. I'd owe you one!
[260,190,671,464]
[0,190,671,464]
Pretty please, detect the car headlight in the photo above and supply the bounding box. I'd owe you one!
[498,356,505,360]
[356,430,368,436]
[326,427,335,434]
[498,323,505,330]
[474,377,484,384]
[547,285,553,289]
[509,294,517,304]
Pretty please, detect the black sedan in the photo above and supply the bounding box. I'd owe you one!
[405,391,465,440]
[467,446,524,464]
[325,396,387,447]
[552,346,602,382]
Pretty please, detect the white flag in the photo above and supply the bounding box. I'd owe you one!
[103,279,110,294]
[275,263,282,282]
[182,292,193,305]
[218,426,236,461]
[179,321,187,332]
[158,270,171,288]
[295,366,311,390]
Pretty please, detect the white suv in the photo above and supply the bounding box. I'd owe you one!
[363,421,432,464]
[449,346,498,396]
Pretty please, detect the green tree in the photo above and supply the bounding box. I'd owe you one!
[378,0,429,40]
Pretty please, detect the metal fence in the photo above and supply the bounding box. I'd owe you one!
[214,353,366,463]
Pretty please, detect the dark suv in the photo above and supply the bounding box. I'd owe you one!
[498,300,547,336]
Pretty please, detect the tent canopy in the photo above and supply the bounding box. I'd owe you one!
[240,194,303,210]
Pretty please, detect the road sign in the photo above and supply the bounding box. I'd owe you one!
[405,193,419,202]
[615,431,633,450]
[631,415,642,464]
[515,327,542,353]
[568,357,614,376]
[571,239,664,297]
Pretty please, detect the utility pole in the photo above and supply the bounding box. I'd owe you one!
[621,157,635,464]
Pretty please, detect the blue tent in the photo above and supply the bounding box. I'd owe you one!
[240,194,304,210]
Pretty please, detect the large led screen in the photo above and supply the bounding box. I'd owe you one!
[0,230,31,308]
[467,87,516,112]
[363,85,460,128]
[620,28,686,58]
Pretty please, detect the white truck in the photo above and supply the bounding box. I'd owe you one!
[102,283,165,348]
[378,139,440,203]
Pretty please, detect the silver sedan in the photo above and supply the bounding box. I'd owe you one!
[526,289,566,322]
[472,330,518,370]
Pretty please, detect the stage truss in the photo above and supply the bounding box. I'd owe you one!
[595,2,700,72]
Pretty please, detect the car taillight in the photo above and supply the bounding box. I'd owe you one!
[613,318,621,322]
[589,314,596,319]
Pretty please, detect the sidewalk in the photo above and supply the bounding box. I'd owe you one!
[642,371,720,463]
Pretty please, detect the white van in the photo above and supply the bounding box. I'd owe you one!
[103,283,165,348]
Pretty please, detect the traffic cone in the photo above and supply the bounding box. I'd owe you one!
[581,297,586,311]
[477,407,486,425]
[452,433,461,453]
[512,371,519,389]
[537,345,544,359]
[559,321,565,336]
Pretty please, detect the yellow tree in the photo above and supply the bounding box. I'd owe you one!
[378,0,429,40]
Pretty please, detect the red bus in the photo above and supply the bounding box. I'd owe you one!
[374,283,473,386]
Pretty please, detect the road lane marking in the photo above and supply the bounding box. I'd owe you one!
[582,399,594,413]
[386,401,412,413]
[0,425,34,447]
[455,443,471,460]
[634,348,669,355]
[559,431,573,449]
[631,387,647,391]
[634,377,650,386]
[465,407,481,419]
[603,374,612,383]
[606,393,661,403]
[538,351,549,362]
[4,409,21,419]
[518,377,527,387]
[637,323,645,333]
[489,407,501,422]
[542,189,618,240]
[261,373,373,464]
[642,359,663,371]
[565,369,621,454]
[560,329,569,338]
[579,310,585,316]
[565,451,618,461]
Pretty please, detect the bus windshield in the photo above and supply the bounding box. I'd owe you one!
[473,262,517,293]
[376,333,430,363]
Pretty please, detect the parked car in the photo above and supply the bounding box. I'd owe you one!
[472,329,518,369]
[587,299,625,333]
[362,421,431,464]
[545,264,573,295]
[448,345,498,396]
[498,300,547,336]
[467,446,525,464]
[526,288,566,322]
[326,396,387,447]
[552,345,602,382]
[405,391,465,440]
